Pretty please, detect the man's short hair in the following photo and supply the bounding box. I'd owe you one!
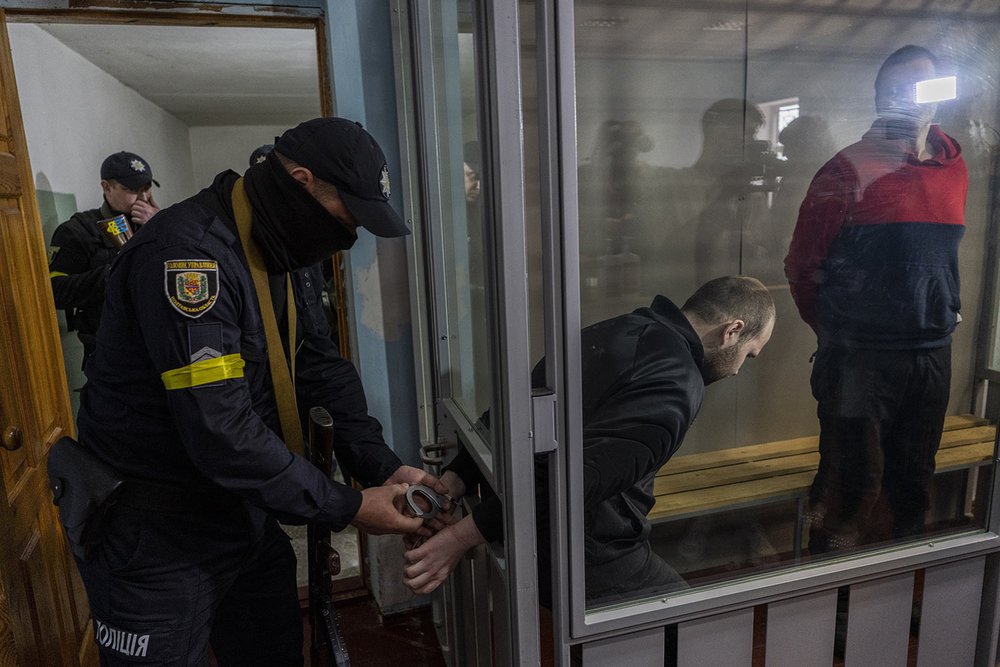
[682,276,775,341]
[874,45,939,93]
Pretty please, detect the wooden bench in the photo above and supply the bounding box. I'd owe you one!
[650,415,996,550]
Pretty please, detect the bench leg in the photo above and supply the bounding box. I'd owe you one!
[794,497,805,563]
[962,466,978,519]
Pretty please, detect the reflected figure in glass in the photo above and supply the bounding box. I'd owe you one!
[658,99,781,290]
[768,115,836,267]
[403,276,775,606]
[577,119,654,306]
[784,45,967,553]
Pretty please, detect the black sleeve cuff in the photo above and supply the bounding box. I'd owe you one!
[444,448,485,494]
[471,496,504,544]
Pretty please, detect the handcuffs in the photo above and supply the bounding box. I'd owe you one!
[405,484,453,519]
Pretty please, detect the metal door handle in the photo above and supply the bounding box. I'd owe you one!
[2,426,23,451]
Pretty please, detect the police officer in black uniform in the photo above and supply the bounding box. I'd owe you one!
[48,151,160,368]
[73,118,445,665]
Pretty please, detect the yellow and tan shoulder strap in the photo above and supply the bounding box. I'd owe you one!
[231,177,303,455]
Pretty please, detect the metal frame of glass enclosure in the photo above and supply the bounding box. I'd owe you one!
[396,0,1000,662]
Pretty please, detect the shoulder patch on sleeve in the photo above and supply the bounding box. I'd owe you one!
[47,246,59,264]
[164,259,220,318]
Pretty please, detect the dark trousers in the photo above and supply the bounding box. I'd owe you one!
[76,501,303,666]
[807,345,951,552]
[584,542,688,606]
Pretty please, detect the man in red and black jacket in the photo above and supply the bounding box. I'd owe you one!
[784,45,968,552]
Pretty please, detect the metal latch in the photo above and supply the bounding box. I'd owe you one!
[531,391,558,454]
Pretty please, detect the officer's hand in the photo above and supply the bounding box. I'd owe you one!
[130,200,159,228]
[351,484,427,536]
[385,465,451,501]
[388,466,456,534]
[403,516,486,595]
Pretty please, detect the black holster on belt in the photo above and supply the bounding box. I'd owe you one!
[47,436,124,560]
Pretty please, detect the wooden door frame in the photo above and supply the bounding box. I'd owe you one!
[4,1,368,599]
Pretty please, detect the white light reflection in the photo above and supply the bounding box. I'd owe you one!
[914,76,957,104]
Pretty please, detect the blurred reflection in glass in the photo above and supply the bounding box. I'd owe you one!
[784,45,967,553]
[463,139,489,419]
[768,115,836,267]
[660,99,780,289]
[578,119,656,318]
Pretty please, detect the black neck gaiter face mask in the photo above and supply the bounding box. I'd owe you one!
[242,156,358,273]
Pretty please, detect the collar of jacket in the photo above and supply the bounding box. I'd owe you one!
[863,121,962,165]
[647,294,705,369]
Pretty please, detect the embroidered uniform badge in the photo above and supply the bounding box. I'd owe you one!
[164,259,220,318]
[130,158,147,173]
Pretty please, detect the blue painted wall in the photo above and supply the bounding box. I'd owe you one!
[326,1,421,469]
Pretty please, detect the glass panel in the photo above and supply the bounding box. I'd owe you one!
[428,1,492,425]
[989,259,1000,373]
[521,5,546,371]
[572,0,1000,610]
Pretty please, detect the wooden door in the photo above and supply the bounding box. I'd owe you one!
[0,11,96,667]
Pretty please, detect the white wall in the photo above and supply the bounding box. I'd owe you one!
[189,124,288,186]
[9,23,198,409]
[8,24,196,214]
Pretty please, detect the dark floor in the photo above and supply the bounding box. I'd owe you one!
[304,593,447,667]
[207,592,446,667]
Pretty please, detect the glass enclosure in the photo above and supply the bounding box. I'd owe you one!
[406,0,1000,651]
[566,0,1000,611]
[397,0,1000,657]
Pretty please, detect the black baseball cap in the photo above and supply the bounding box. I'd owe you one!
[100,151,158,190]
[274,117,409,237]
[249,144,274,166]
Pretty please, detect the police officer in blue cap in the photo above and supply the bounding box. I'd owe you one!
[71,118,445,665]
[48,151,160,368]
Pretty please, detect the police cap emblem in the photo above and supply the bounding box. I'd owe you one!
[130,158,147,173]
[379,164,391,200]
[164,259,220,318]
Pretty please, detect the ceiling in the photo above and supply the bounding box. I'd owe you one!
[29,1,1000,126]
[569,0,1000,62]
[38,23,322,126]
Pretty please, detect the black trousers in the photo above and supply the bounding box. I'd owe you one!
[584,541,688,606]
[807,345,951,553]
[76,500,303,666]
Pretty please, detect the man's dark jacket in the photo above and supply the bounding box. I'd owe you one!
[449,295,705,570]
[49,201,122,358]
